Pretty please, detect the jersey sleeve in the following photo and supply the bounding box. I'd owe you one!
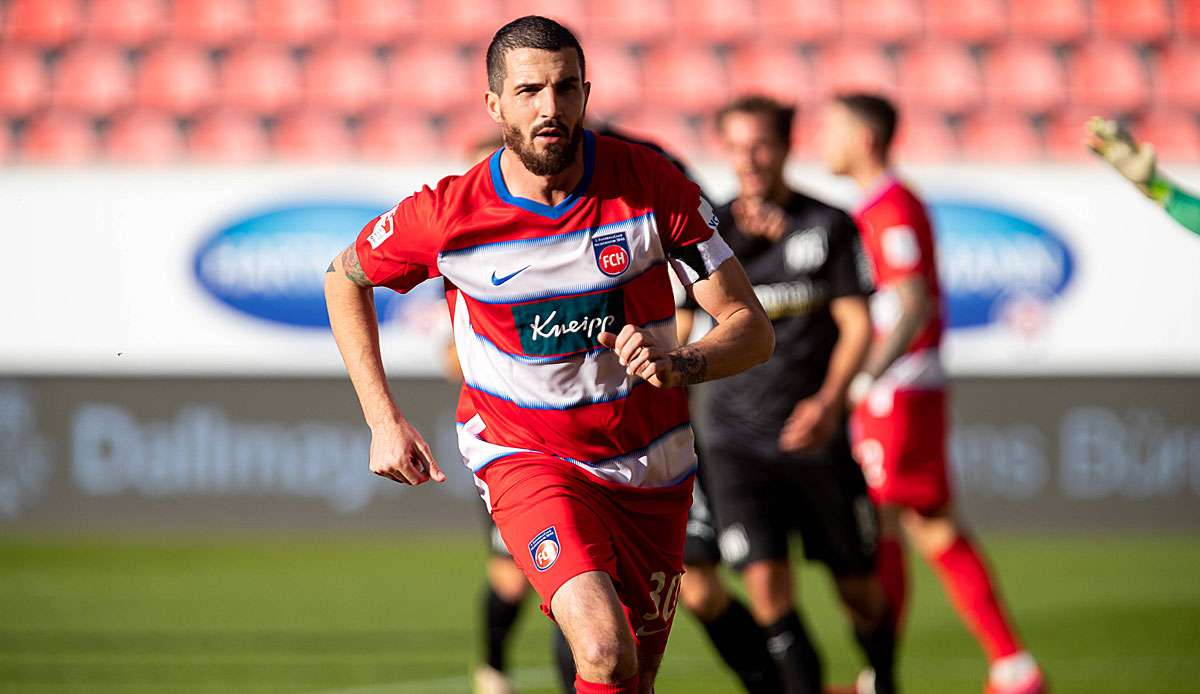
[353,186,443,293]
[651,155,734,287]
[862,203,929,286]
[827,211,873,298]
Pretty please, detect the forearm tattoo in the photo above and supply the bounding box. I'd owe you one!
[339,245,373,287]
[669,346,708,386]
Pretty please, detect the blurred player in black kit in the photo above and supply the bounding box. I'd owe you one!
[678,96,898,694]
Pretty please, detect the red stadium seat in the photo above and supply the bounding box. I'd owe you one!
[616,109,700,159]
[815,43,897,97]
[272,108,354,159]
[302,42,383,115]
[255,0,333,46]
[220,44,302,115]
[334,0,420,44]
[1180,0,1200,40]
[1092,0,1171,44]
[841,0,922,44]
[1067,41,1149,113]
[359,108,447,161]
[897,42,982,115]
[672,0,758,45]
[924,0,1006,45]
[52,43,134,116]
[982,42,1066,114]
[423,0,506,45]
[581,44,642,119]
[960,112,1042,161]
[1043,108,1101,161]
[1135,110,1200,162]
[756,0,840,45]
[189,109,269,162]
[893,111,958,162]
[502,0,588,35]
[1153,43,1200,111]
[2,0,82,47]
[21,111,98,164]
[586,0,674,45]
[1009,0,1088,45]
[641,44,728,113]
[171,0,251,47]
[0,120,10,162]
[105,110,185,163]
[0,46,47,117]
[386,43,475,114]
[727,44,813,107]
[88,0,165,46]
[135,44,215,116]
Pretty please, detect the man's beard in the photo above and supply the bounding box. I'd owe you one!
[503,120,583,177]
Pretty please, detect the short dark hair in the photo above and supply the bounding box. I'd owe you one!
[716,94,795,147]
[486,16,585,93]
[834,92,898,160]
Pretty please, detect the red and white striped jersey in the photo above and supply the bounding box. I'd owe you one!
[354,131,732,488]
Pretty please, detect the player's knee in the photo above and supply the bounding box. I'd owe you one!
[487,558,529,602]
[571,631,637,682]
[902,507,958,558]
[680,565,728,622]
[742,561,793,624]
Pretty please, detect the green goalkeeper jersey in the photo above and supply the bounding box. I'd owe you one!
[1150,175,1200,236]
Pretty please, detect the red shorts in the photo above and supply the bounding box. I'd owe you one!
[478,455,693,656]
[850,388,951,512]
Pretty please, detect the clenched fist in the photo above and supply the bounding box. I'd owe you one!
[598,325,707,389]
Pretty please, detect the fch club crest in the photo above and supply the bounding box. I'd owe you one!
[592,230,631,277]
[529,526,561,572]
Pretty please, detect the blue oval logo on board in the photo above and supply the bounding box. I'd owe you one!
[194,202,442,329]
[929,201,1074,331]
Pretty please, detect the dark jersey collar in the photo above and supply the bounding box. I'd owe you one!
[488,129,596,220]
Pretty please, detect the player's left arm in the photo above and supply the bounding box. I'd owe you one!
[849,274,933,406]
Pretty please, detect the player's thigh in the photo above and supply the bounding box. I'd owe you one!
[789,447,880,579]
[552,571,638,676]
[704,447,791,571]
[679,562,729,621]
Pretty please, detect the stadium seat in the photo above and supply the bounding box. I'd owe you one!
[171,0,251,47]
[423,0,506,45]
[359,108,448,161]
[302,42,383,115]
[841,0,922,44]
[1067,41,1149,113]
[616,109,700,159]
[960,112,1042,161]
[220,44,302,115]
[1043,108,1102,161]
[756,0,840,45]
[641,44,728,113]
[135,44,215,116]
[982,42,1066,114]
[1180,0,1200,39]
[1153,43,1200,111]
[1135,110,1200,162]
[585,0,674,45]
[726,44,813,108]
[893,111,958,162]
[924,0,1007,45]
[88,0,165,46]
[672,0,758,45]
[501,0,588,35]
[20,112,98,164]
[386,43,475,113]
[580,44,642,119]
[0,46,47,117]
[897,42,982,115]
[255,0,334,46]
[0,120,10,163]
[272,108,354,159]
[1009,0,1088,44]
[105,110,185,163]
[2,0,82,47]
[52,43,134,117]
[334,0,420,44]
[1092,0,1171,44]
[814,43,897,97]
[188,109,269,162]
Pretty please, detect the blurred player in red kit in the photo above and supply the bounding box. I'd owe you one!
[324,16,773,694]
[820,93,1046,694]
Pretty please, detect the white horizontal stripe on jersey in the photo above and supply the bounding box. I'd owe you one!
[457,415,534,473]
[437,212,664,305]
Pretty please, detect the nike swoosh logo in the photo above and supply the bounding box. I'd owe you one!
[634,624,671,637]
[490,266,530,286]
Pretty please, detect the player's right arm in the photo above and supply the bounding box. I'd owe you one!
[324,195,446,486]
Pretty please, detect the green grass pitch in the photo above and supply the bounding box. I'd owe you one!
[1,533,1197,693]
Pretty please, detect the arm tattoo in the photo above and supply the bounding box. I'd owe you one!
[339,245,373,287]
[669,346,708,386]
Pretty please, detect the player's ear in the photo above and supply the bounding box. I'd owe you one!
[583,81,591,110]
[484,91,503,125]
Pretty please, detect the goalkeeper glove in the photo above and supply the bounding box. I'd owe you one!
[1086,116,1157,188]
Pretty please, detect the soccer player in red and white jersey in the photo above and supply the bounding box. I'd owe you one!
[820,93,1046,694]
[324,17,773,694]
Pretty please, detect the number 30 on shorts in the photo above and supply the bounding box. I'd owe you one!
[642,571,683,624]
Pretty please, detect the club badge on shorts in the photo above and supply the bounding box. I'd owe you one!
[529,526,561,572]
[592,230,631,277]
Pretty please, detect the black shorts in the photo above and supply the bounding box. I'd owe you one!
[684,465,723,567]
[701,427,878,576]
